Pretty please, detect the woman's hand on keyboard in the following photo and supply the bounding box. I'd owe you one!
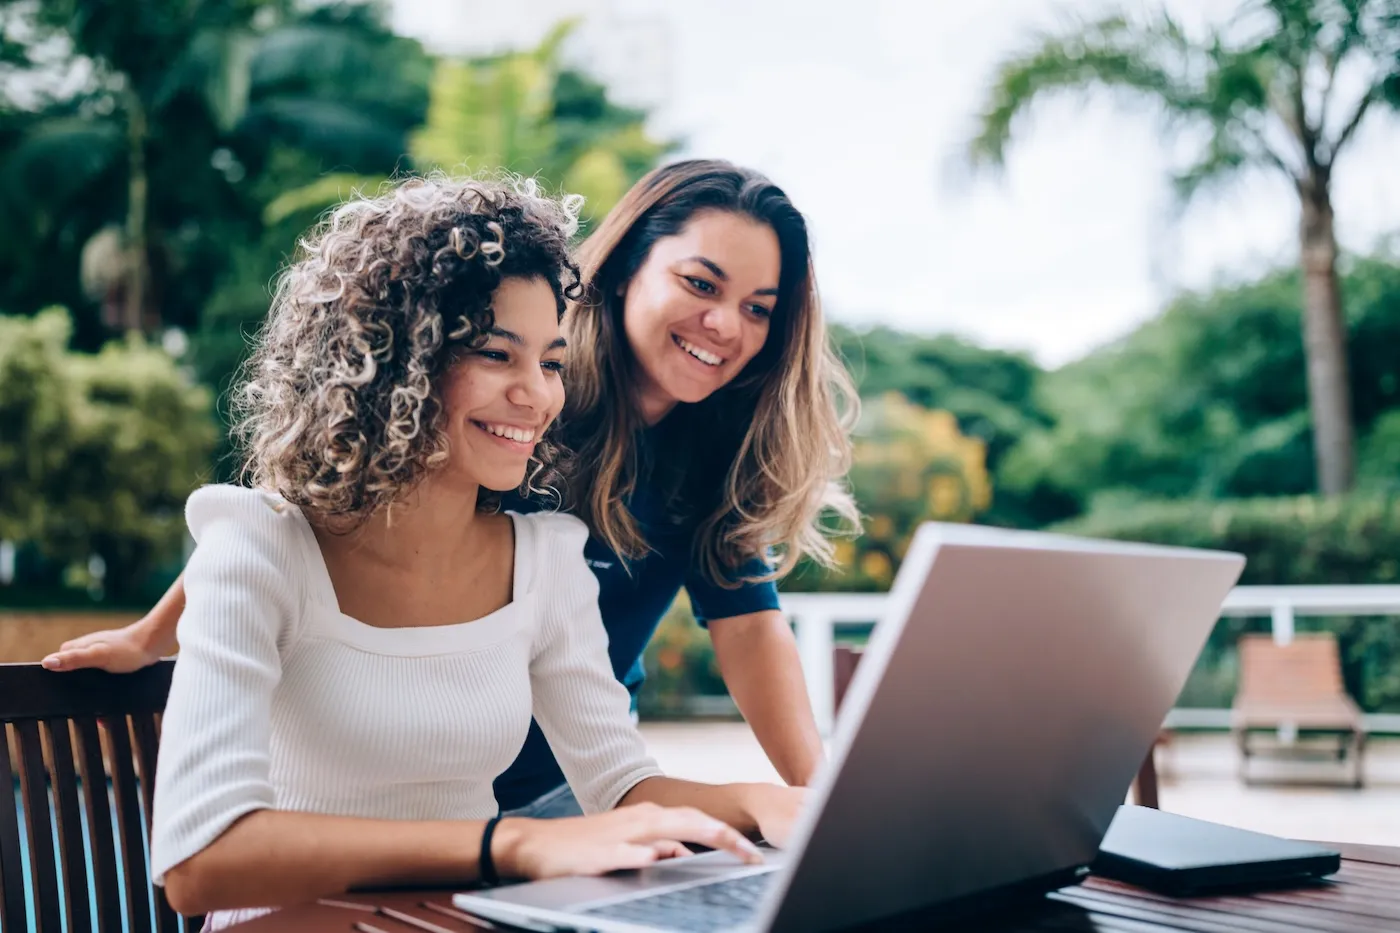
[494,803,764,879]
[736,784,808,849]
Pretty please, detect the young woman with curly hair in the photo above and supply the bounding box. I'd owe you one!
[48,160,861,822]
[146,177,802,924]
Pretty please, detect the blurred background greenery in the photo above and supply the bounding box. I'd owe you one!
[2,0,1399,717]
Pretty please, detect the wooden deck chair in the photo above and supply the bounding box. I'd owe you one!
[1231,633,1366,787]
[832,646,1166,808]
[1,660,201,933]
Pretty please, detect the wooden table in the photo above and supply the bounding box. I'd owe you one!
[223,842,1400,932]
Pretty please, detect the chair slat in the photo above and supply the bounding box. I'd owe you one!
[131,713,180,933]
[14,720,62,926]
[131,713,160,829]
[0,725,29,932]
[104,716,153,933]
[46,719,93,933]
[74,718,123,933]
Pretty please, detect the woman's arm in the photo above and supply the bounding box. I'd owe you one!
[164,810,481,915]
[529,517,809,847]
[709,609,825,787]
[167,802,764,916]
[42,571,187,672]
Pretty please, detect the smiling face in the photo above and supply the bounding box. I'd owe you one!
[437,276,567,492]
[620,209,781,423]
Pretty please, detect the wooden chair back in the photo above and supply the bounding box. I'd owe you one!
[0,661,198,933]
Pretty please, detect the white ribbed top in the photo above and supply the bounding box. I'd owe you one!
[150,484,662,890]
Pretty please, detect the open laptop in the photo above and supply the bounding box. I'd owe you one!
[455,522,1246,932]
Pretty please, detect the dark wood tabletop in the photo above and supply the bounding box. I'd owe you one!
[222,841,1400,932]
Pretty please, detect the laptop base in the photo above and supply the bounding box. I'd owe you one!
[821,865,1089,932]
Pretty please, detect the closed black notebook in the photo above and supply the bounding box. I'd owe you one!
[1092,805,1341,896]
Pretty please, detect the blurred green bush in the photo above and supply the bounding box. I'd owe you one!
[638,591,728,719]
[0,308,217,606]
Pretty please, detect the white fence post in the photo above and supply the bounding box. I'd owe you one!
[792,610,835,736]
[1271,603,1295,646]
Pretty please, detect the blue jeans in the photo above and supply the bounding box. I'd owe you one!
[502,781,584,819]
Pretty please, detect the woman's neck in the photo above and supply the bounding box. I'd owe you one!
[632,378,678,426]
[321,476,486,575]
[310,476,518,630]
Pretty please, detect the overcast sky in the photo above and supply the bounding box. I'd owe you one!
[391,0,1400,367]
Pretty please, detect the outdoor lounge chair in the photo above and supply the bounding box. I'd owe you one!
[1,660,200,933]
[1231,632,1366,788]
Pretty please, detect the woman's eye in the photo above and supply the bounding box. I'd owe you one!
[477,349,509,362]
[542,360,566,374]
[749,304,774,319]
[685,276,717,295]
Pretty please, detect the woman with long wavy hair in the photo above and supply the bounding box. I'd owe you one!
[46,159,861,821]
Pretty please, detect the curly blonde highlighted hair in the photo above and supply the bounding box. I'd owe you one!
[234,175,583,526]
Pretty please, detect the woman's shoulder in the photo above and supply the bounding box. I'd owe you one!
[508,507,590,554]
[185,484,309,554]
[507,508,594,599]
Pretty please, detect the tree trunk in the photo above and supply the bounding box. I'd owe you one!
[121,89,150,333]
[1297,174,1355,495]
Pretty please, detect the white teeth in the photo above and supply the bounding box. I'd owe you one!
[481,423,535,443]
[676,336,723,366]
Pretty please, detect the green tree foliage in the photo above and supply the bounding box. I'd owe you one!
[1003,254,1400,514]
[785,392,993,592]
[970,0,1400,494]
[0,0,431,344]
[266,20,673,230]
[831,325,1063,526]
[0,309,217,603]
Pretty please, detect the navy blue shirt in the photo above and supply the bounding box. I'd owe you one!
[492,438,779,810]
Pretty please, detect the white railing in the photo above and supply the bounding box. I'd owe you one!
[779,586,1400,736]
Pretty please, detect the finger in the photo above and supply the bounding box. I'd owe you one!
[58,631,110,651]
[42,644,113,672]
[650,840,690,860]
[593,844,663,874]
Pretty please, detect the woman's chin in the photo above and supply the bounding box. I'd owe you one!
[660,376,726,406]
[480,472,528,494]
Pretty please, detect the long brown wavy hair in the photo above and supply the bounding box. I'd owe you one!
[563,159,860,584]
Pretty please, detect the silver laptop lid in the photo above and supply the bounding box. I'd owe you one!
[756,523,1245,932]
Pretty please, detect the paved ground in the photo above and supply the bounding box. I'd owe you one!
[638,722,1400,847]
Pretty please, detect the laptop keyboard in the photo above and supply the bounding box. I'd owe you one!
[580,871,775,932]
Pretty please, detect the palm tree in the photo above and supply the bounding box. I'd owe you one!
[969,0,1400,495]
[0,0,429,336]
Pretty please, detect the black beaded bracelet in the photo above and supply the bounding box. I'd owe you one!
[480,815,504,886]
